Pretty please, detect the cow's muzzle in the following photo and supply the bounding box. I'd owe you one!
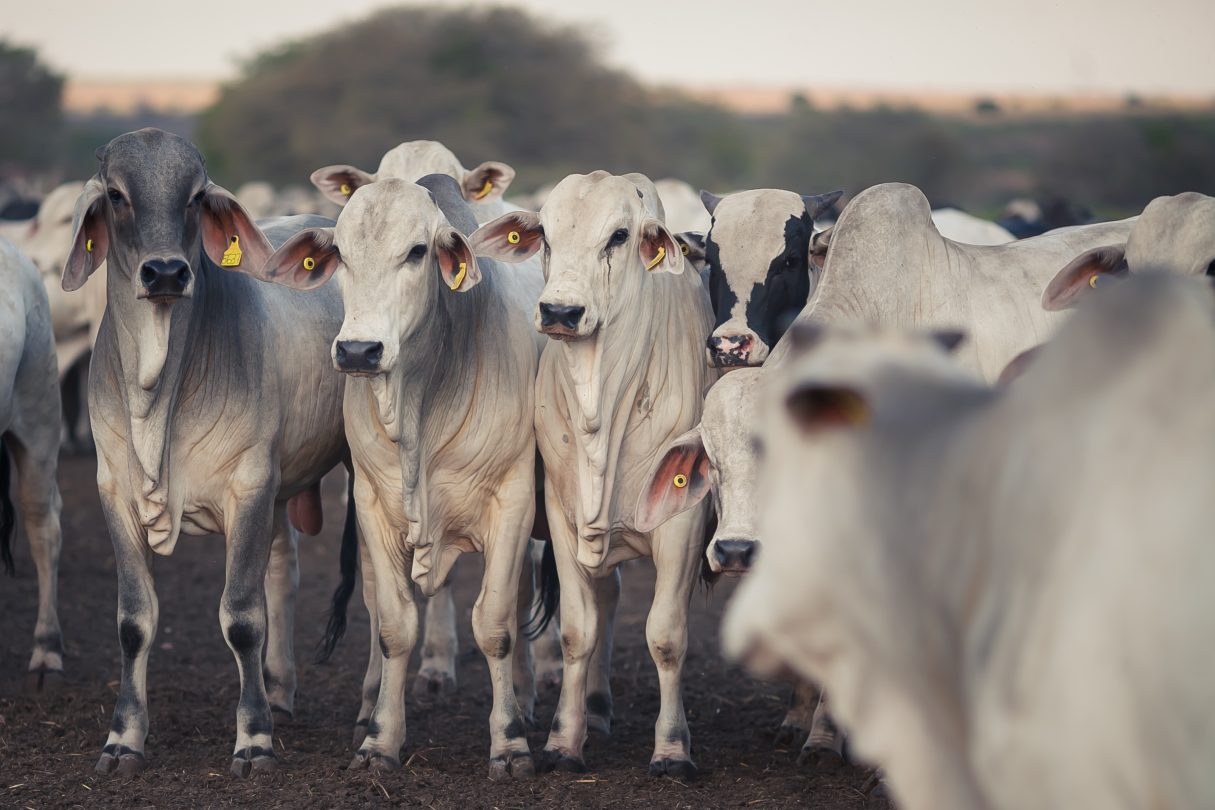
[335,340,384,375]
[707,334,756,368]
[138,258,191,302]
[713,539,758,575]
[538,302,587,340]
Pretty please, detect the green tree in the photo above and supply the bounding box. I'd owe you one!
[0,41,64,176]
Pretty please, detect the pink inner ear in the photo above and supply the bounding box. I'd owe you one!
[638,443,708,531]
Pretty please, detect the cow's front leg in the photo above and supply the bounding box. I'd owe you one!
[353,527,381,747]
[512,545,539,726]
[645,510,702,780]
[262,506,298,719]
[414,578,458,697]
[349,486,418,771]
[7,433,65,690]
[586,566,620,735]
[96,498,157,777]
[540,507,600,772]
[221,482,278,778]
[799,689,846,769]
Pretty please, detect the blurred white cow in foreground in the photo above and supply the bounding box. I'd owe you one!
[726,274,1215,810]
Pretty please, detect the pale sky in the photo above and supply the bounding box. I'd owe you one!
[4,0,1214,96]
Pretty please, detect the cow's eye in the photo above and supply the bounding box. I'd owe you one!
[407,244,427,261]
[608,228,629,248]
[107,189,125,206]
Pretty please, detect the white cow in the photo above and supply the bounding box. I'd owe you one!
[725,274,1215,810]
[1043,191,1215,310]
[929,208,1015,246]
[654,178,712,233]
[472,171,715,777]
[258,174,541,778]
[0,238,64,689]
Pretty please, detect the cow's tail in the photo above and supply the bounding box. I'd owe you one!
[0,440,14,576]
[316,469,358,663]
[524,538,559,640]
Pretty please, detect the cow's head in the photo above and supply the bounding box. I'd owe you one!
[700,188,841,368]
[259,176,479,376]
[637,369,763,575]
[62,129,271,304]
[311,140,516,215]
[472,170,684,341]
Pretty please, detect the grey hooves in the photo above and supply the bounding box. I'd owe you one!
[489,752,536,782]
[348,750,401,771]
[25,667,65,695]
[538,749,587,774]
[649,757,698,781]
[774,722,808,747]
[95,745,145,778]
[230,746,278,779]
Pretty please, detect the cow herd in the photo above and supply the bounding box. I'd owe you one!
[2,126,1213,809]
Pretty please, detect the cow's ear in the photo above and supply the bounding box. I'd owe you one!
[636,428,711,532]
[435,227,481,292]
[785,384,870,435]
[803,190,843,221]
[1042,244,1128,311]
[463,160,516,203]
[257,228,341,290]
[700,190,723,216]
[810,226,833,271]
[675,231,707,272]
[310,164,376,206]
[200,184,274,274]
[640,219,684,275]
[61,178,108,291]
[469,211,543,263]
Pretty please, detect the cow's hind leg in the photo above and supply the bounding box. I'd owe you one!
[645,509,703,780]
[776,679,818,745]
[527,538,563,691]
[95,499,157,777]
[353,528,382,747]
[263,507,298,720]
[414,579,458,697]
[221,482,278,778]
[799,689,846,770]
[586,567,620,735]
[6,431,64,689]
[512,546,539,726]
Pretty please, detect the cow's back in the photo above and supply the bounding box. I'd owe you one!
[0,239,57,428]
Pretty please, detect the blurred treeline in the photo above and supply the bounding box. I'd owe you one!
[5,6,1215,216]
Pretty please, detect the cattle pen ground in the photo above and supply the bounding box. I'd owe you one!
[0,455,884,809]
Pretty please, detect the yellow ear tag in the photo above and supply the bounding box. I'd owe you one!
[673,473,688,489]
[680,242,690,256]
[1088,274,1099,289]
[473,179,494,201]
[507,230,521,245]
[86,238,93,253]
[340,183,352,197]
[645,245,667,271]
[303,257,316,271]
[221,235,242,267]
[450,261,468,291]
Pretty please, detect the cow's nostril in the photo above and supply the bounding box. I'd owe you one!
[140,265,157,288]
[539,303,585,331]
[335,340,384,373]
[714,539,758,570]
[176,267,191,286]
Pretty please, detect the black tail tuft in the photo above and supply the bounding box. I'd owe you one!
[699,505,720,589]
[524,538,559,641]
[0,441,13,576]
[316,470,358,663]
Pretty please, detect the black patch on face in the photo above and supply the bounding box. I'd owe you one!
[225,621,258,656]
[586,692,612,718]
[504,718,527,740]
[706,212,815,349]
[118,619,144,661]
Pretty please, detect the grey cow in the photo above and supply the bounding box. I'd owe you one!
[64,129,352,777]
[0,238,64,688]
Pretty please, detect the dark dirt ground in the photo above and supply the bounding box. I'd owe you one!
[0,455,888,809]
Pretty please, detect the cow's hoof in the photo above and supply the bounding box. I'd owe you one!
[352,719,369,748]
[230,747,277,779]
[489,752,536,782]
[798,747,845,771]
[649,758,698,781]
[348,750,400,771]
[24,667,64,695]
[586,714,611,736]
[774,722,808,747]
[96,745,145,778]
[538,749,586,773]
[412,670,456,698]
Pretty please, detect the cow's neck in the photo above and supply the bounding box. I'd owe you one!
[104,251,213,550]
[561,279,661,563]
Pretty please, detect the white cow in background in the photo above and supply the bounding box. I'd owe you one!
[726,274,1215,810]
[929,208,1015,245]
